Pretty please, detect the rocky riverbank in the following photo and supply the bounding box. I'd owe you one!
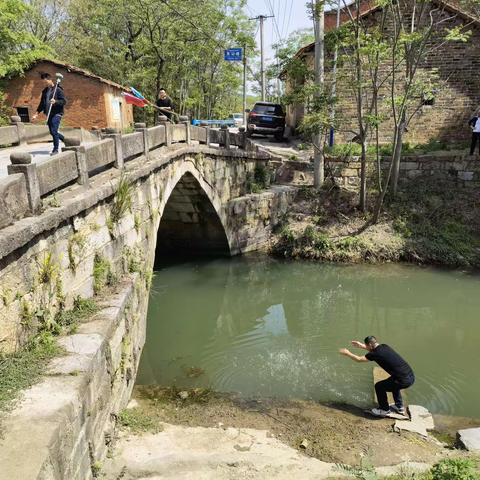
[101,386,480,479]
[271,178,480,269]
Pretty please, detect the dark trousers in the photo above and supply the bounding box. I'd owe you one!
[375,374,414,411]
[470,132,480,155]
[48,113,65,152]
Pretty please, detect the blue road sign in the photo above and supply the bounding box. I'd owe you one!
[224,48,243,62]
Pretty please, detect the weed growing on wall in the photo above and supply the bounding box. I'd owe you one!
[68,232,88,273]
[93,254,116,294]
[122,246,144,275]
[55,297,99,333]
[111,176,133,223]
[36,252,58,285]
[134,213,141,233]
[106,175,133,237]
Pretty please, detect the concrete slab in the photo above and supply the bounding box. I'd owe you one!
[394,405,434,437]
[457,428,480,452]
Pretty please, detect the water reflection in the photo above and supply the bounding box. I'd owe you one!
[136,255,480,418]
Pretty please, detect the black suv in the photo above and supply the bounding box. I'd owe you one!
[246,102,285,141]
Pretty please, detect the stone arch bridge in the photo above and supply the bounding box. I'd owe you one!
[0,122,295,480]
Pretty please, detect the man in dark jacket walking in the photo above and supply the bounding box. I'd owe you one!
[339,335,415,417]
[32,73,67,155]
[468,112,480,156]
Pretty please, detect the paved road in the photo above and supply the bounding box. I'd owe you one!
[0,142,53,178]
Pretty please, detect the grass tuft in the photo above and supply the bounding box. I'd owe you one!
[0,332,60,414]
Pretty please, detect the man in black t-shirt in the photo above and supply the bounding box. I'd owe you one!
[156,88,174,121]
[339,335,415,417]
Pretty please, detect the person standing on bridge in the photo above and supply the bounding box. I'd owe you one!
[32,73,67,156]
[339,336,415,417]
[156,88,174,121]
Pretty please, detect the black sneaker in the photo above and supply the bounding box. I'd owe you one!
[50,150,59,156]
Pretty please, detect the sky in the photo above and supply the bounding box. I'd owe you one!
[245,0,312,63]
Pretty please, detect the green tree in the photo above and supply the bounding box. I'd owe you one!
[0,0,50,77]
[52,0,255,121]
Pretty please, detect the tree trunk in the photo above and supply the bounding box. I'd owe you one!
[359,139,367,211]
[313,0,325,188]
[390,116,406,196]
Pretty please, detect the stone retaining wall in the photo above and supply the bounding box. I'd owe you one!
[327,152,480,188]
[0,277,147,480]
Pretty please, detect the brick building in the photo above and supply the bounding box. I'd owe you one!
[4,59,134,130]
[284,0,480,144]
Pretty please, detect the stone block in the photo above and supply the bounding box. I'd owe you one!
[0,174,29,229]
[37,151,78,196]
[406,169,423,179]
[457,428,480,452]
[172,124,187,142]
[10,152,32,164]
[57,333,104,356]
[458,171,474,181]
[0,125,19,145]
[122,132,144,160]
[85,138,116,173]
[400,162,418,170]
[341,168,358,176]
[394,405,434,437]
[148,125,165,149]
[7,162,41,214]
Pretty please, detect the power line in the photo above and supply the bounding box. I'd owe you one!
[284,0,294,40]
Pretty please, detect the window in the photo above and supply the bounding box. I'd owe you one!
[16,107,30,122]
[252,104,284,116]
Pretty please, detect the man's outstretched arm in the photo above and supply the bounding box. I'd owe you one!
[351,340,368,350]
[339,348,369,362]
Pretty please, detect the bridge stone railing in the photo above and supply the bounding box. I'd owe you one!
[0,121,259,230]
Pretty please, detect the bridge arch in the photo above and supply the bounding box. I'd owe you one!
[153,161,233,264]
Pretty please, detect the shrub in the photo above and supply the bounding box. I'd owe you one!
[430,458,479,480]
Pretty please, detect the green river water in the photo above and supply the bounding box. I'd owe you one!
[136,255,480,418]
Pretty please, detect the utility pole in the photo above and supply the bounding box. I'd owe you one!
[249,14,274,101]
[313,0,325,188]
[243,45,247,127]
[329,0,341,147]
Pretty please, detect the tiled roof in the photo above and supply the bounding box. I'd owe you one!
[31,59,130,92]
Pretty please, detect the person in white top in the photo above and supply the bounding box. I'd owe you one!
[468,111,480,156]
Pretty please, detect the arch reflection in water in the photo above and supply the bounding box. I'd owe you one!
[137,255,480,418]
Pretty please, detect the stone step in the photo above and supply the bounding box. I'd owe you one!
[457,428,480,452]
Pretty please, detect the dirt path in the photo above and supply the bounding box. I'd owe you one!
[136,387,446,465]
[102,387,480,479]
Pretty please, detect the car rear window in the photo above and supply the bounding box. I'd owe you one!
[252,104,284,115]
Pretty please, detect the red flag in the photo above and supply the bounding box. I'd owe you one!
[122,92,147,107]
